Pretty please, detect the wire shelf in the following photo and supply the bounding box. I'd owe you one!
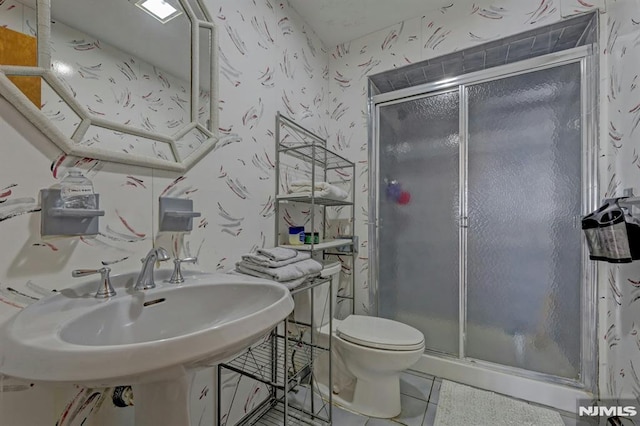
[278,143,354,170]
[323,251,356,257]
[241,400,329,426]
[289,276,331,295]
[276,194,354,206]
[279,239,353,252]
[219,334,326,391]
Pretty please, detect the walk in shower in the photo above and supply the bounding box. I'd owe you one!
[368,14,598,410]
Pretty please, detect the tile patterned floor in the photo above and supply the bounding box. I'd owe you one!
[326,371,594,426]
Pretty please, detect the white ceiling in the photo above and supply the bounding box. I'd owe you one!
[288,0,452,46]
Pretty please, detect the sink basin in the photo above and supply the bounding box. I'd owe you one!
[60,283,285,347]
[0,271,294,386]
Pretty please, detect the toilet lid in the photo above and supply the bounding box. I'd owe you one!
[336,315,425,351]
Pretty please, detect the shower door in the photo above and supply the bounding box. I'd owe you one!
[374,56,592,388]
[377,90,461,356]
[464,64,582,379]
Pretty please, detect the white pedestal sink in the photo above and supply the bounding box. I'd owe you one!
[0,271,294,425]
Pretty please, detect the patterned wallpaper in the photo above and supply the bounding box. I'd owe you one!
[0,0,328,424]
[0,0,638,424]
[601,0,640,404]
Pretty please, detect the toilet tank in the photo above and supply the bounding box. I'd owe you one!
[293,261,341,327]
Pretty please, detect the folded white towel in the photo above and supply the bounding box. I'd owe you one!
[234,264,309,290]
[256,247,298,261]
[236,258,322,282]
[241,251,311,267]
[289,180,349,200]
[290,180,323,189]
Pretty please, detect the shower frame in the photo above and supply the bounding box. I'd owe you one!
[367,45,599,411]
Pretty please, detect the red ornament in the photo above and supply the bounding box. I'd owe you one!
[397,191,411,205]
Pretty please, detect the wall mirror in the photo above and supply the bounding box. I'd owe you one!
[0,0,218,171]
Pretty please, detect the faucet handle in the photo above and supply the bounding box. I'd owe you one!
[72,267,116,298]
[169,257,198,284]
[72,268,103,277]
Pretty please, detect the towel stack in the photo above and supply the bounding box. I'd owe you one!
[236,247,323,289]
[289,180,349,200]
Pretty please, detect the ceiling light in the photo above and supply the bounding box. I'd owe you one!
[135,0,183,24]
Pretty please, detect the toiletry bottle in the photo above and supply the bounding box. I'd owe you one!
[288,226,305,245]
[60,168,97,209]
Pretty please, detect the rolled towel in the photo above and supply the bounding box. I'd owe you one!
[326,184,349,200]
[241,251,311,267]
[289,179,319,190]
[290,179,328,189]
[289,180,348,200]
[236,258,322,282]
[256,247,298,261]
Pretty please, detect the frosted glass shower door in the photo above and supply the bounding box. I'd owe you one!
[465,63,582,379]
[377,91,460,355]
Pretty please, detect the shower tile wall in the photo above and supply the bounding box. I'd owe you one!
[0,0,329,425]
[369,13,597,94]
[324,0,636,404]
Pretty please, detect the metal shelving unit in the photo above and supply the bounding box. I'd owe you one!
[217,114,357,426]
[217,277,333,426]
[275,112,357,312]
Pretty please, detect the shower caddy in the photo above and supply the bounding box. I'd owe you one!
[216,113,356,425]
[582,188,640,263]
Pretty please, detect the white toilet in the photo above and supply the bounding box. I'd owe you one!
[293,262,425,418]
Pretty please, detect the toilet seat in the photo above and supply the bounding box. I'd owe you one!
[336,315,424,351]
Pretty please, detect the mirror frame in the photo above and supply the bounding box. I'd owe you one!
[0,0,219,172]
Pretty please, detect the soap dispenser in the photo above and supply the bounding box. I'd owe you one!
[60,168,97,210]
[40,168,104,237]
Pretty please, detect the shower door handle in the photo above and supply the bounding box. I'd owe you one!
[459,216,469,228]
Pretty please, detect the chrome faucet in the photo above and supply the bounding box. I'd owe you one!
[134,247,170,291]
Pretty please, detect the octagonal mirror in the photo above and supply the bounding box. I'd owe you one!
[0,0,218,172]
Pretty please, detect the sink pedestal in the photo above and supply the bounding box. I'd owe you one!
[133,373,194,426]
